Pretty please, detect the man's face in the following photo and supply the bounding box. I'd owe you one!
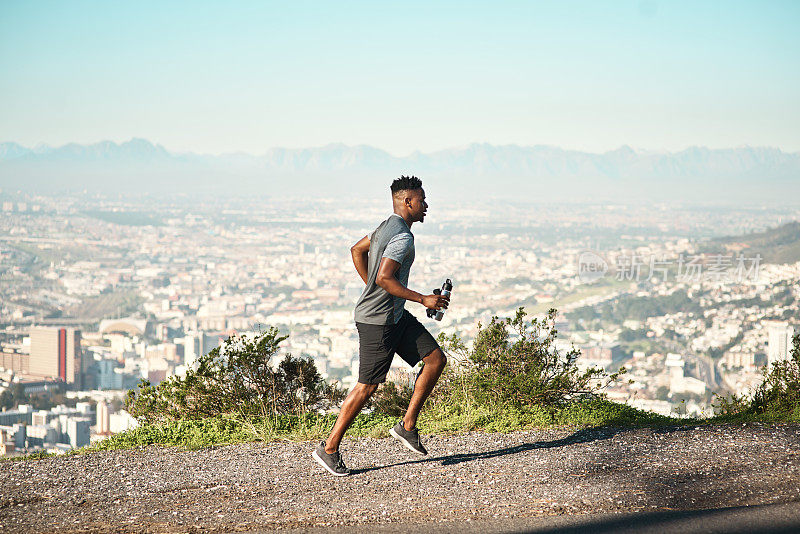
[407,188,428,223]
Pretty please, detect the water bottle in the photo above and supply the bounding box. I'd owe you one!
[427,278,453,321]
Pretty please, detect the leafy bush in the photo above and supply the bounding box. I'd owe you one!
[433,308,625,411]
[126,328,345,424]
[367,380,414,417]
[714,334,800,421]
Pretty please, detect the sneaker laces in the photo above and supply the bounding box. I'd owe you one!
[332,451,347,470]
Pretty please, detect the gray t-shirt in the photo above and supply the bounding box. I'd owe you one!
[354,214,415,325]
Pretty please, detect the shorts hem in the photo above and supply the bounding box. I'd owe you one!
[357,378,386,385]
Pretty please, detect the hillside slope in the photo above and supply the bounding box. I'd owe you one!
[710,220,800,264]
[2,424,799,533]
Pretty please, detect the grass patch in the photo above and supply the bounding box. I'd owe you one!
[1,451,55,463]
[9,242,98,264]
[13,399,797,462]
[66,290,143,319]
[86,412,399,453]
[707,405,800,425]
[79,399,683,454]
[526,278,628,316]
[83,210,163,226]
[8,243,62,265]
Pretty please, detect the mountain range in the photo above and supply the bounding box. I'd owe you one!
[1,139,798,202]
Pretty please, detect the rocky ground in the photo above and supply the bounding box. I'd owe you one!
[2,423,800,533]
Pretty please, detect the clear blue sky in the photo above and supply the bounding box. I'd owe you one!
[1,0,798,155]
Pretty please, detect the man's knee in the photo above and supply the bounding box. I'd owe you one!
[424,348,447,369]
[355,382,379,397]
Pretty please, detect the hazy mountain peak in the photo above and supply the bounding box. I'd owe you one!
[1,139,798,202]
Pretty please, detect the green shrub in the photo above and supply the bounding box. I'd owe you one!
[432,307,626,411]
[714,334,800,422]
[366,380,414,417]
[125,328,345,424]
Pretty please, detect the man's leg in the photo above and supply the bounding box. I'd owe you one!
[402,348,446,431]
[324,382,378,454]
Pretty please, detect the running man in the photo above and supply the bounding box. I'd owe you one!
[312,175,449,476]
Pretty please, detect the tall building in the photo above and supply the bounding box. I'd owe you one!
[96,401,111,435]
[184,334,199,369]
[765,321,794,366]
[96,358,123,389]
[183,331,221,369]
[665,353,685,380]
[29,327,83,387]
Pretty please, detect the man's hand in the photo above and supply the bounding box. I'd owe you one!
[421,293,449,311]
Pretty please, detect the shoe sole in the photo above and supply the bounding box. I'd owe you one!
[312,450,350,477]
[390,427,427,456]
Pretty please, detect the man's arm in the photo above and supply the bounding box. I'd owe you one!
[375,258,449,310]
[351,235,370,284]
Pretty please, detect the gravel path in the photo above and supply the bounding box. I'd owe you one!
[2,423,800,533]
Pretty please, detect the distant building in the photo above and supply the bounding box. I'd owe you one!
[1,441,14,456]
[183,334,199,369]
[201,332,223,357]
[96,358,123,389]
[671,376,707,396]
[311,354,329,377]
[98,318,147,337]
[29,327,83,387]
[0,405,33,426]
[579,342,621,368]
[665,352,685,380]
[628,399,673,417]
[765,320,794,366]
[96,401,111,435]
[109,410,138,434]
[13,423,26,448]
[67,418,91,448]
[182,331,221,368]
[0,351,29,374]
[722,350,758,371]
[665,353,707,396]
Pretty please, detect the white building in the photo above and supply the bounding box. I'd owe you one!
[765,320,794,366]
[665,352,707,396]
[67,418,91,448]
[109,410,138,434]
[96,401,111,435]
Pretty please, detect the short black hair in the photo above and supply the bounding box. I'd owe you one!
[390,175,423,195]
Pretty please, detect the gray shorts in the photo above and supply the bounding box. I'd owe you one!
[355,310,441,384]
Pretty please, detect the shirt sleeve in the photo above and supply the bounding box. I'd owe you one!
[382,233,413,264]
